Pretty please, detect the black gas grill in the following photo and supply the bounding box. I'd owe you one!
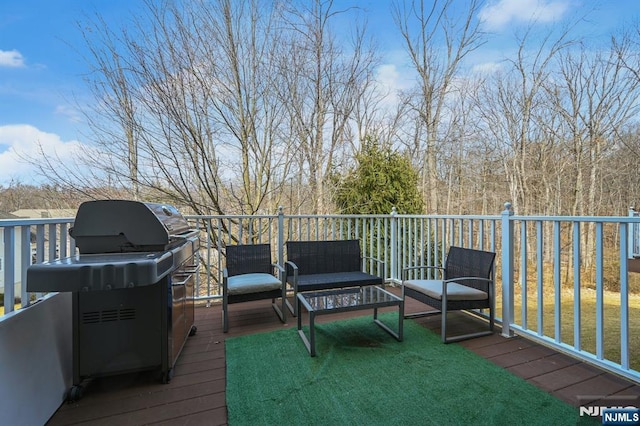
[27,200,200,401]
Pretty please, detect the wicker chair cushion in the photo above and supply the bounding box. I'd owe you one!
[227,273,282,296]
[403,279,488,301]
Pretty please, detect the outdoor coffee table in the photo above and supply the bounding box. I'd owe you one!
[296,285,404,356]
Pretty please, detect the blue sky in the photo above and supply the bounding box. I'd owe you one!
[0,0,639,186]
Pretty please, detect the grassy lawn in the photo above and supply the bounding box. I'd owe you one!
[499,289,640,370]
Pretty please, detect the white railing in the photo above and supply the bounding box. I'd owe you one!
[186,207,501,296]
[501,205,640,383]
[2,205,639,383]
[1,217,75,314]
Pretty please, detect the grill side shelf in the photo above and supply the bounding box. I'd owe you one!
[26,251,175,292]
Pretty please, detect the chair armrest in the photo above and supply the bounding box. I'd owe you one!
[362,256,384,265]
[222,268,229,295]
[402,265,444,280]
[271,263,286,283]
[285,260,298,271]
[443,276,493,285]
[285,260,299,282]
[362,256,385,277]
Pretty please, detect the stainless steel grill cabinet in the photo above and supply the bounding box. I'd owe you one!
[27,200,199,401]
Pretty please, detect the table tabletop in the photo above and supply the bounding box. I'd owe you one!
[298,286,401,313]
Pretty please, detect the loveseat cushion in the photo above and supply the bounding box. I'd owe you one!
[295,271,383,291]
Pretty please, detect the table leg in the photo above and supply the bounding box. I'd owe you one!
[373,302,404,342]
[296,295,316,357]
[297,296,302,331]
[309,312,316,357]
[398,300,404,341]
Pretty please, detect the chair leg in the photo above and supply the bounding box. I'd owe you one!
[404,292,494,343]
[489,306,494,331]
[280,287,287,323]
[271,297,286,323]
[442,308,495,344]
[223,293,229,333]
[404,310,440,319]
[285,286,298,317]
[402,289,441,319]
[441,304,447,343]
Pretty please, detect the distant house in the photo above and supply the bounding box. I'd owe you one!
[10,209,76,219]
[0,211,19,220]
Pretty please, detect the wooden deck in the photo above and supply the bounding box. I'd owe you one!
[47,287,640,425]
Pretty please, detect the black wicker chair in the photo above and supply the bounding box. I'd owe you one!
[402,246,496,343]
[285,240,384,316]
[222,244,286,332]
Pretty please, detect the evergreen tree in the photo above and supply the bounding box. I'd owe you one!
[333,138,424,214]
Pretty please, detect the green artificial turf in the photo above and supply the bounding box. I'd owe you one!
[226,314,595,425]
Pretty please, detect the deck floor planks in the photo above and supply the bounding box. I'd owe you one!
[47,287,640,425]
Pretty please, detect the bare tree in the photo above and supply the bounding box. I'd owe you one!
[277,0,378,214]
[553,40,640,214]
[550,38,640,260]
[195,0,294,215]
[392,0,485,213]
[30,0,295,216]
[473,24,574,215]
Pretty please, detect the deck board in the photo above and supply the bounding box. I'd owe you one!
[47,287,640,425]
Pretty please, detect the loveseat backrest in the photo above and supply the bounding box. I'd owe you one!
[286,240,362,274]
[225,244,274,276]
[444,246,496,292]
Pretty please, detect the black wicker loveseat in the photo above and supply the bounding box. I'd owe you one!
[285,239,385,316]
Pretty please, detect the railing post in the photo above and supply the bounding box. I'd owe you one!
[620,222,630,369]
[277,206,284,268]
[501,202,515,337]
[390,207,398,282]
[21,226,31,307]
[3,226,15,314]
[628,207,637,258]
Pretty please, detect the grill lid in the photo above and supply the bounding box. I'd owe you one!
[70,200,193,254]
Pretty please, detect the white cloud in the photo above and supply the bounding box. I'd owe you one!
[54,105,82,123]
[372,64,407,116]
[471,61,504,74]
[377,64,402,90]
[0,50,26,68]
[0,124,84,185]
[375,63,415,104]
[479,0,571,30]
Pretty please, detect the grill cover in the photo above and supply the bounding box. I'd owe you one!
[70,200,192,254]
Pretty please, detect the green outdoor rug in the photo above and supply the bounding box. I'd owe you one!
[226,314,594,425]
